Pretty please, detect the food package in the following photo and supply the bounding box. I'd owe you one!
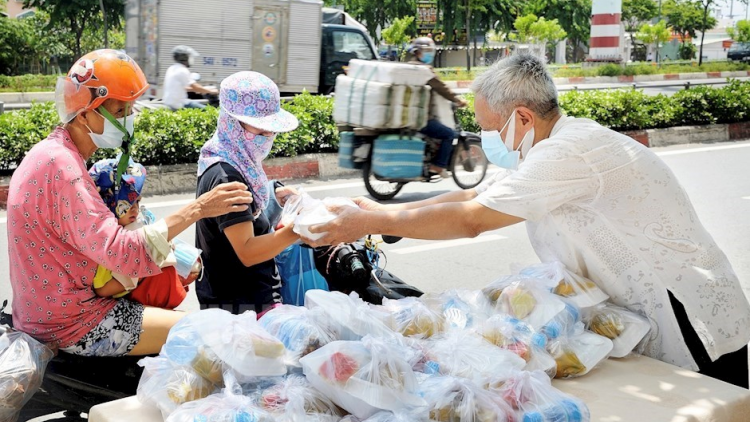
[300,337,426,419]
[162,318,225,386]
[496,281,566,331]
[381,297,445,339]
[137,356,218,419]
[258,374,344,422]
[347,59,435,86]
[0,330,54,422]
[481,275,522,305]
[166,374,274,422]
[419,375,516,422]
[422,330,525,384]
[540,301,581,342]
[422,290,492,330]
[582,303,651,358]
[259,305,337,368]
[280,190,359,241]
[490,370,590,422]
[305,290,396,341]
[516,262,608,309]
[333,75,431,130]
[547,327,613,379]
[478,315,557,379]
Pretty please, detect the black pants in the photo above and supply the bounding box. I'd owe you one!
[669,291,749,388]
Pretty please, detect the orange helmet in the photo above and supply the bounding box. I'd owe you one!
[56,49,149,123]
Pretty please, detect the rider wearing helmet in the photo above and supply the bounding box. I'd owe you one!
[408,37,468,178]
[7,49,251,357]
[163,45,218,110]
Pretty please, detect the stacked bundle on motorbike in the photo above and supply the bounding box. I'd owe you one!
[334,60,434,180]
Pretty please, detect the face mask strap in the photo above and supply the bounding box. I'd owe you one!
[98,103,133,197]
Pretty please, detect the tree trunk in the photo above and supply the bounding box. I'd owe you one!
[100,0,108,49]
[699,2,710,66]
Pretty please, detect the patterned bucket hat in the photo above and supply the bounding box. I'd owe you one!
[219,71,298,133]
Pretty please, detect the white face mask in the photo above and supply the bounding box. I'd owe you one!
[86,110,135,149]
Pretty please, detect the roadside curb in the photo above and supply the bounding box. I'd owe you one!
[1,122,749,209]
[443,71,750,89]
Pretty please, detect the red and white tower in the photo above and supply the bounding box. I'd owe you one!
[588,0,624,62]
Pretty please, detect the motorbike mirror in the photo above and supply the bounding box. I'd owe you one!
[190,72,202,82]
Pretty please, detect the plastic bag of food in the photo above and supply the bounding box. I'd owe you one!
[516,262,608,309]
[496,281,566,331]
[547,326,613,379]
[258,374,344,422]
[481,275,529,306]
[137,356,218,419]
[583,303,651,358]
[491,370,590,422]
[0,330,54,422]
[162,316,225,386]
[305,290,395,341]
[419,375,516,422]
[421,290,492,330]
[195,309,287,381]
[478,314,556,379]
[422,330,525,384]
[300,337,426,419]
[259,305,337,368]
[540,300,581,343]
[166,374,274,422]
[359,411,422,422]
[381,297,445,339]
[281,190,358,241]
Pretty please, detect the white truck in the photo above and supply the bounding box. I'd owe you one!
[124,0,378,98]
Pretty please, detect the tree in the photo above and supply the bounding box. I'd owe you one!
[381,15,415,59]
[512,13,566,57]
[728,20,750,43]
[0,17,32,74]
[23,0,125,59]
[524,0,592,62]
[664,0,714,60]
[328,0,416,42]
[636,19,672,61]
[696,0,720,65]
[622,0,658,60]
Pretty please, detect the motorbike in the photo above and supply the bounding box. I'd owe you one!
[342,106,488,200]
[5,238,417,421]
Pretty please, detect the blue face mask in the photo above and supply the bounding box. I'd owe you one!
[421,52,435,64]
[481,110,519,169]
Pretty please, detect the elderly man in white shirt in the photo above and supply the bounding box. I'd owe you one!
[307,53,750,388]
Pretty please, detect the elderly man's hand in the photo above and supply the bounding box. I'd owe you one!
[196,182,252,218]
[303,204,370,247]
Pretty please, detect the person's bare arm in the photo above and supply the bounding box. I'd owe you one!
[224,222,299,267]
[357,189,478,212]
[306,200,524,246]
[94,279,127,297]
[188,82,218,95]
[164,182,252,241]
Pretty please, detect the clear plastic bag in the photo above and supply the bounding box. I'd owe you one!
[300,337,426,419]
[137,356,218,419]
[482,275,524,306]
[582,303,651,358]
[257,374,344,421]
[0,330,54,422]
[516,262,609,309]
[166,374,274,422]
[547,325,613,379]
[422,290,492,330]
[381,297,445,339]
[491,370,590,422]
[281,190,358,241]
[419,375,517,422]
[422,330,526,384]
[259,305,337,368]
[359,411,422,422]
[162,313,226,386]
[496,280,567,331]
[478,314,556,379]
[305,290,396,341]
[540,300,581,342]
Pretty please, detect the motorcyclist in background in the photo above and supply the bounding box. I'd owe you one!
[408,37,468,179]
[163,45,219,110]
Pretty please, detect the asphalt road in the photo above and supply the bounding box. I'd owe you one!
[2,139,749,314]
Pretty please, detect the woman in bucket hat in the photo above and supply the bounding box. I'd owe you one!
[6,50,252,357]
[196,71,300,315]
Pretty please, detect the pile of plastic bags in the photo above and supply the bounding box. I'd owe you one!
[0,328,54,422]
[137,261,653,422]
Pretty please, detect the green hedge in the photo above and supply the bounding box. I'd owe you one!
[0,74,60,92]
[2,81,750,170]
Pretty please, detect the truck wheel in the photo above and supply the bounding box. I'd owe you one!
[363,161,404,201]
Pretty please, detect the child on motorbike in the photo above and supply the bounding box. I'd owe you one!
[88,157,201,309]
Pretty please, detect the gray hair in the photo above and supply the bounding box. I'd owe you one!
[471,53,559,119]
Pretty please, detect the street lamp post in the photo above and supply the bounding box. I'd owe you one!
[466,0,471,72]
[657,0,662,64]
